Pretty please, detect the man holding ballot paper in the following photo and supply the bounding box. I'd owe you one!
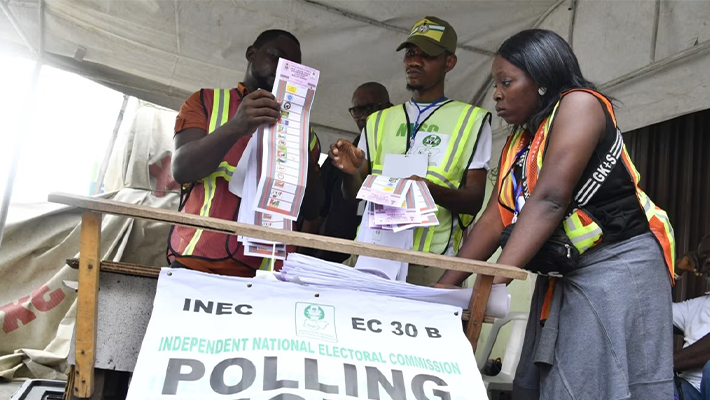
[168,29,323,277]
[329,16,493,285]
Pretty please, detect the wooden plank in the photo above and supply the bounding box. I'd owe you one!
[66,259,160,278]
[464,274,495,353]
[462,312,495,324]
[74,211,102,398]
[48,193,527,280]
[66,258,496,322]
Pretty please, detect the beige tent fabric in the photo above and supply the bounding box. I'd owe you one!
[2,0,709,148]
[0,104,179,379]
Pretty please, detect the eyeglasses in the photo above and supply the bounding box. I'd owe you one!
[349,103,387,118]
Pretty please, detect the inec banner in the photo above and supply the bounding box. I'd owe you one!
[126,269,487,399]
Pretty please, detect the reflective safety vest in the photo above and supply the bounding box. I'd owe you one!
[168,88,320,272]
[497,89,675,283]
[365,101,490,255]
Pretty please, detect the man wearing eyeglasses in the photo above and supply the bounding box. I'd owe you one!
[313,83,392,262]
[328,16,492,285]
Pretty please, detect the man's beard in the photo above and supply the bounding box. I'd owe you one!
[254,73,274,91]
[406,83,424,92]
[250,64,274,91]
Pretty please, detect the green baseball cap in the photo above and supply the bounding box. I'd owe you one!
[396,16,457,56]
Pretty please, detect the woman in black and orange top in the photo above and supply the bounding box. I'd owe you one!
[438,29,675,399]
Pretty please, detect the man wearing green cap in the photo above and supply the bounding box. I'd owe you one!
[328,16,492,285]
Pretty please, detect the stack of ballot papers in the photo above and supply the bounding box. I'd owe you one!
[356,175,439,232]
[278,254,511,317]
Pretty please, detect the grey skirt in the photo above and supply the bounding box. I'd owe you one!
[513,233,674,400]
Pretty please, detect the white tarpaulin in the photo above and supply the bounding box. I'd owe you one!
[1,0,709,151]
[0,103,180,379]
[127,268,486,399]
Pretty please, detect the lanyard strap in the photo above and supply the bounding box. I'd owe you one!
[409,96,447,150]
[509,147,529,215]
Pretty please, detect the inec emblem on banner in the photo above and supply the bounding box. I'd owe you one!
[127,269,486,399]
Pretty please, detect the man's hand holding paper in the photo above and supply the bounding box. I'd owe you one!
[227,89,282,137]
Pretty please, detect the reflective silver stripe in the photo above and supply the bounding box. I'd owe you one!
[564,217,576,232]
[428,171,456,189]
[214,165,235,178]
[372,111,383,153]
[655,210,675,238]
[641,194,652,213]
[444,106,475,172]
[569,228,602,246]
[417,228,430,251]
[213,89,226,133]
[372,169,383,175]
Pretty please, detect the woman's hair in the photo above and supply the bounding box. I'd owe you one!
[497,29,605,131]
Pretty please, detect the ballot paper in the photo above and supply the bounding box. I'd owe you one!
[356,175,412,208]
[353,174,439,279]
[357,174,438,233]
[279,254,511,317]
[232,58,319,261]
[234,131,288,260]
[254,58,319,220]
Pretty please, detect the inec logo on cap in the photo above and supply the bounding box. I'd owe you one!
[423,134,442,147]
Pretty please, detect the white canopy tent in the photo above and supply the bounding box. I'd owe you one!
[1,0,709,150]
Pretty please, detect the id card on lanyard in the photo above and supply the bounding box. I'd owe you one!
[406,97,447,154]
[510,147,529,223]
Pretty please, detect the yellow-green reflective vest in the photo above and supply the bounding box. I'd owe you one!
[364,101,490,254]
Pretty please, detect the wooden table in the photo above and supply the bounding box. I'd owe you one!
[48,192,527,399]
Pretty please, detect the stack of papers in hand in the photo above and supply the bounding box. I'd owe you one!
[278,254,510,317]
[356,175,439,232]
[234,129,288,260]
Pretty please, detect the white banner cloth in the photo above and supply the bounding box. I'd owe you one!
[127,268,486,399]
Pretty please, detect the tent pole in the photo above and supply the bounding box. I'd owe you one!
[92,95,129,195]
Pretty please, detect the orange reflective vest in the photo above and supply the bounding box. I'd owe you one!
[497,89,675,284]
[168,88,298,273]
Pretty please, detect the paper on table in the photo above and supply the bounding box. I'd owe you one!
[281,254,511,317]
